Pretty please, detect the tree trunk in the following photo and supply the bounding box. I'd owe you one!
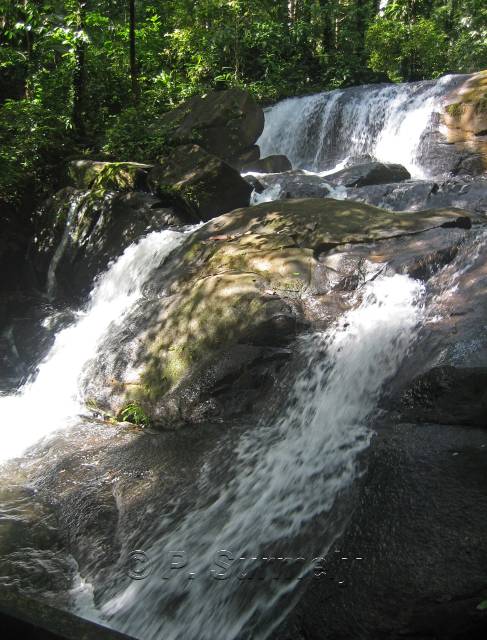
[23,0,33,99]
[129,0,139,102]
[72,1,86,139]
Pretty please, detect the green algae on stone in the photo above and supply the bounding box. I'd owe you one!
[68,160,153,192]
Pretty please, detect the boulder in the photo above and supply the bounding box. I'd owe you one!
[248,171,334,199]
[147,144,252,221]
[345,177,487,215]
[82,197,475,427]
[32,188,191,299]
[326,161,411,187]
[68,160,152,191]
[229,145,260,170]
[242,155,292,173]
[156,88,264,162]
[418,123,486,177]
[442,70,487,173]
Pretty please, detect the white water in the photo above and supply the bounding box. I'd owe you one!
[258,74,463,178]
[95,273,425,640]
[250,183,283,204]
[0,229,189,464]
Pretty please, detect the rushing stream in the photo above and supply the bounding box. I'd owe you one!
[92,273,425,640]
[0,74,485,640]
[258,74,467,177]
[0,229,190,463]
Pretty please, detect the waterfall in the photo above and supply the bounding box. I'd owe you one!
[258,74,466,178]
[92,272,425,640]
[0,229,190,464]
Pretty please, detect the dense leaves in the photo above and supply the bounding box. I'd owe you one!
[0,0,486,208]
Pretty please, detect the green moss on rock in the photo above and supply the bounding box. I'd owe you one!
[68,160,153,192]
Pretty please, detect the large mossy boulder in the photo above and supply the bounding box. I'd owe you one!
[147,144,252,221]
[83,198,475,427]
[68,160,153,191]
[155,88,265,162]
[442,70,487,174]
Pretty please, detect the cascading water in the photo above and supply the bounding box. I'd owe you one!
[83,272,426,640]
[0,229,190,464]
[258,74,467,178]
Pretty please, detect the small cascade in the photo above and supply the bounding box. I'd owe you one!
[46,195,79,300]
[0,229,190,464]
[258,74,466,178]
[93,273,425,640]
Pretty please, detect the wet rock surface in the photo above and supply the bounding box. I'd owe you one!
[272,228,487,640]
[1,202,487,640]
[82,198,477,427]
[241,154,292,174]
[441,70,487,173]
[32,188,193,299]
[325,161,411,187]
[348,176,487,213]
[246,171,334,199]
[245,169,487,216]
[273,422,487,640]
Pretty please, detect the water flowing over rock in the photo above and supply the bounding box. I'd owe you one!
[0,228,191,463]
[2,207,487,640]
[2,76,487,640]
[247,171,335,200]
[81,198,475,428]
[258,73,486,178]
[33,188,193,299]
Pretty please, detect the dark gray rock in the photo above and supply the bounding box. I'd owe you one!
[345,177,487,214]
[397,365,487,427]
[156,88,264,161]
[273,422,487,640]
[327,161,411,187]
[250,171,333,199]
[242,154,292,173]
[229,144,260,170]
[148,144,252,221]
[418,122,486,178]
[33,188,191,299]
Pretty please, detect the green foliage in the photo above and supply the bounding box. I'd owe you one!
[366,0,487,82]
[0,98,71,206]
[0,0,486,208]
[101,104,171,162]
[366,17,448,82]
[119,402,150,427]
[477,599,487,611]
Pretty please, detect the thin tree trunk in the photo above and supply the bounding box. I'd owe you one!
[23,0,33,98]
[129,0,139,102]
[72,1,86,138]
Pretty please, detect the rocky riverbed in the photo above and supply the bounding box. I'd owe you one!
[1,73,487,640]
